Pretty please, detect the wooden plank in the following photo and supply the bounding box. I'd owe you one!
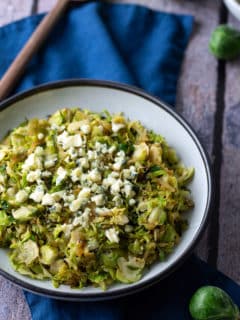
[0,0,34,27]
[218,13,240,283]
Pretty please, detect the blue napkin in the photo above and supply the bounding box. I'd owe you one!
[25,256,240,320]
[1,2,234,320]
[0,1,193,106]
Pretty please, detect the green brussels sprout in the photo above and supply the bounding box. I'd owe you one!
[209,25,240,60]
[40,245,58,265]
[189,286,240,320]
[116,256,145,283]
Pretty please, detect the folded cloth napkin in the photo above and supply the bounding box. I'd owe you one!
[25,255,240,320]
[0,1,193,106]
[2,2,236,320]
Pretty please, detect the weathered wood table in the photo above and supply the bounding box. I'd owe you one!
[0,0,240,319]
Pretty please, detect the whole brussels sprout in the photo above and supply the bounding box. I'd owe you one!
[209,25,240,60]
[189,286,240,320]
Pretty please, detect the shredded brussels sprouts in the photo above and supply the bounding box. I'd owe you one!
[0,108,194,289]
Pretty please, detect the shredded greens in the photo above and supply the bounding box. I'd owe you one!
[0,108,194,290]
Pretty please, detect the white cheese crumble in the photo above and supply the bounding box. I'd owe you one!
[111,121,125,133]
[81,124,91,134]
[71,167,82,182]
[110,179,123,195]
[129,198,136,206]
[26,169,41,182]
[42,193,55,206]
[91,194,104,206]
[22,154,35,171]
[56,167,67,186]
[37,133,44,140]
[105,228,119,243]
[16,190,28,203]
[44,154,57,169]
[69,188,91,212]
[29,186,44,203]
[88,169,102,183]
[57,131,82,150]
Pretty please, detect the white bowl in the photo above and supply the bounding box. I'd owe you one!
[224,0,240,21]
[0,80,212,300]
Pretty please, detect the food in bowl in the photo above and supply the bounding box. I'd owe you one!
[0,108,194,290]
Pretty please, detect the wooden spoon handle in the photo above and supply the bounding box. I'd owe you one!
[0,0,70,101]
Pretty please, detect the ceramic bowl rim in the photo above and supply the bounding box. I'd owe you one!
[0,79,213,301]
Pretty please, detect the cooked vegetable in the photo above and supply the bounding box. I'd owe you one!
[0,108,194,289]
[209,25,240,60]
[189,286,240,320]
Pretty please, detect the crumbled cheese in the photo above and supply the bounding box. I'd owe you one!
[105,228,119,243]
[112,195,123,207]
[129,198,136,206]
[50,203,62,213]
[22,154,35,171]
[110,179,123,195]
[37,133,44,140]
[29,186,44,203]
[57,131,82,149]
[67,147,78,160]
[111,122,125,133]
[71,167,82,182]
[69,198,81,212]
[69,188,91,212]
[108,145,116,154]
[112,162,122,171]
[15,190,28,203]
[81,124,91,134]
[72,208,91,228]
[88,169,102,183]
[42,193,55,206]
[87,150,97,160]
[95,207,110,216]
[91,194,104,206]
[34,146,44,156]
[78,187,91,199]
[44,154,57,169]
[42,171,52,178]
[26,169,41,182]
[78,158,89,169]
[123,182,135,198]
[67,121,81,132]
[56,166,67,185]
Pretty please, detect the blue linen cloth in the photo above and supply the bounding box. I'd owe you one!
[0,1,193,106]
[2,2,237,320]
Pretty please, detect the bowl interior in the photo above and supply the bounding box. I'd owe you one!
[0,81,211,299]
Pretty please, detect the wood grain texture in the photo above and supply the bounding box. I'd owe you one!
[218,13,240,282]
[0,0,34,27]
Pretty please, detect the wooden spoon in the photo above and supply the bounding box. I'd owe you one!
[0,0,70,101]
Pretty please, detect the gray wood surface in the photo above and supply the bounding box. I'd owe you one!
[1,0,240,319]
[218,13,240,280]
